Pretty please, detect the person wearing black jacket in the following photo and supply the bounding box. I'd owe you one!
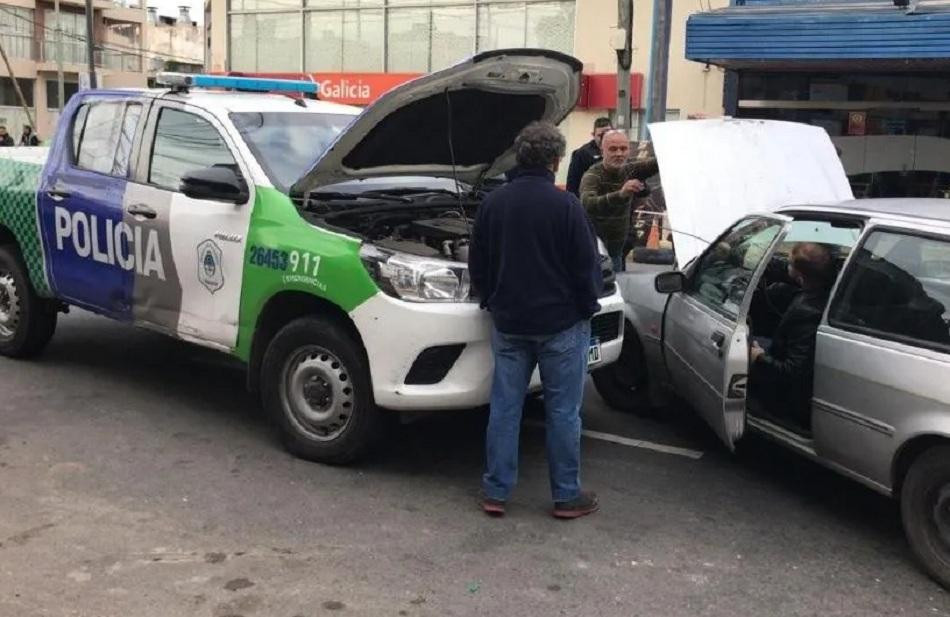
[469,121,602,520]
[750,242,835,430]
[565,117,611,196]
[19,125,39,146]
[0,126,13,147]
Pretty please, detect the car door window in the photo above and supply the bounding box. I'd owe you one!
[687,217,785,318]
[829,229,950,352]
[72,101,142,177]
[149,107,238,192]
[71,103,89,161]
[75,101,124,174]
[112,103,143,177]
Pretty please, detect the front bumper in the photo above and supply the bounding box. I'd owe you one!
[350,286,626,411]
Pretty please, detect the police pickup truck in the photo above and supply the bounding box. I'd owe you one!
[0,50,625,464]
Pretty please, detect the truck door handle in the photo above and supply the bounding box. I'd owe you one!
[711,331,726,348]
[127,203,156,219]
[46,189,71,202]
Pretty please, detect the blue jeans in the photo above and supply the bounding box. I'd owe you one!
[482,319,591,503]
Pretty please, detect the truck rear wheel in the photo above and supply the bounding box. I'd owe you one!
[261,316,382,465]
[901,444,950,590]
[0,245,57,358]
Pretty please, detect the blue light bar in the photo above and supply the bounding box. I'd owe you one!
[156,72,319,95]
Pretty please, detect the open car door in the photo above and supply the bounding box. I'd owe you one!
[662,214,792,450]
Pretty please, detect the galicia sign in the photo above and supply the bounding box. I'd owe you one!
[311,73,420,105]
[220,71,421,106]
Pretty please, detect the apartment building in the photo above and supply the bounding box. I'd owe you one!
[0,0,148,142]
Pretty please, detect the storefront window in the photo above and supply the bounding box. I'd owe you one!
[230,0,575,74]
[478,3,526,51]
[305,11,343,71]
[343,10,384,71]
[232,12,302,71]
[431,6,474,70]
[525,1,574,54]
[231,0,302,10]
[387,8,430,72]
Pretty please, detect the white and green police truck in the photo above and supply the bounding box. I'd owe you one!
[0,50,625,463]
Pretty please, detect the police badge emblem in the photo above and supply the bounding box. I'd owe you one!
[197,239,224,294]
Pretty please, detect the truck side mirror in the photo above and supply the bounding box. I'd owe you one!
[654,271,685,294]
[180,166,249,204]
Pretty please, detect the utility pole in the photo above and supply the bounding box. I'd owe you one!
[85,0,97,88]
[0,37,36,128]
[614,0,634,134]
[641,0,672,141]
[55,0,65,111]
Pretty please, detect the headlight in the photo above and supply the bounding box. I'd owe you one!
[360,244,474,303]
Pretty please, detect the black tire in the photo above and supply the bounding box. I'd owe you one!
[591,325,651,414]
[261,316,381,465]
[0,244,57,358]
[901,444,950,590]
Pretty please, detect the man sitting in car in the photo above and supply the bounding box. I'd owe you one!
[750,242,836,430]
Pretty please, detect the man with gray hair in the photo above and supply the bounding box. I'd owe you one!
[469,121,602,520]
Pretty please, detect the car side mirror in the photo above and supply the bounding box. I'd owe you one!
[180,166,249,204]
[655,271,686,294]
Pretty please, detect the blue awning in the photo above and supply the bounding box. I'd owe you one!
[687,0,950,68]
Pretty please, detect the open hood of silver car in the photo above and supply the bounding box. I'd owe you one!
[649,118,854,267]
[289,49,582,196]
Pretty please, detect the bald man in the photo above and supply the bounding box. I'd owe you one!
[750,242,836,430]
[579,130,658,271]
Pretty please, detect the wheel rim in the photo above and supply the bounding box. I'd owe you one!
[0,270,21,342]
[279,345,355,442]
[932,483,950,550]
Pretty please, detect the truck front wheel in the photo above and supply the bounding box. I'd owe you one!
[261,316,382,465]
[0,245,57,358]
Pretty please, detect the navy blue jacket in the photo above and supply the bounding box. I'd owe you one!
[469,167,602,335]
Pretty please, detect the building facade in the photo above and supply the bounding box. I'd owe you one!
[205,0,729,169]
[0,0,150,142]
[687,0,950,198]
[145,5,204,81]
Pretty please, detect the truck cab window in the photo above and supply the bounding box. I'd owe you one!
[75,101,124,174]
[112,103,143,177]
[71,104,89,161]
[149,108,238,192]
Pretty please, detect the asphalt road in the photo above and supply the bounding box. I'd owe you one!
[0,310,948,617]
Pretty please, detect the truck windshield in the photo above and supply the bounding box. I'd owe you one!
[230,111,354,193]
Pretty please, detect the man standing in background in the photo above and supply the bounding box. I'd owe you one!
[580,130,658,272]
[0,126,13,147]
[566,117,612,196]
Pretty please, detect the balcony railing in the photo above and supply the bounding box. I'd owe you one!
[0,32,143,72]
[0,34,37,61]
[38,39,144,72]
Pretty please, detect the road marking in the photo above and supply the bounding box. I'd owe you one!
[525,420,704,460]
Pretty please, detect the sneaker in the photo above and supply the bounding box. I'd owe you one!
[481,497,506,517]
[552,491,599,519]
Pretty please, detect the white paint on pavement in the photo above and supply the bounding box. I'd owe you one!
[524,420,704,459]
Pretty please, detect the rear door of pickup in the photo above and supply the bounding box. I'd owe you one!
[38,94,148,319]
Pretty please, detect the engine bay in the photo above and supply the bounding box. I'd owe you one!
[302,195,479,262]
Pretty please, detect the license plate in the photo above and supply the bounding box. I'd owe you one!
[588,338,602,366]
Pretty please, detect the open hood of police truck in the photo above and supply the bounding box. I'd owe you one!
[648,118,854,268]
[289,49,582,196]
